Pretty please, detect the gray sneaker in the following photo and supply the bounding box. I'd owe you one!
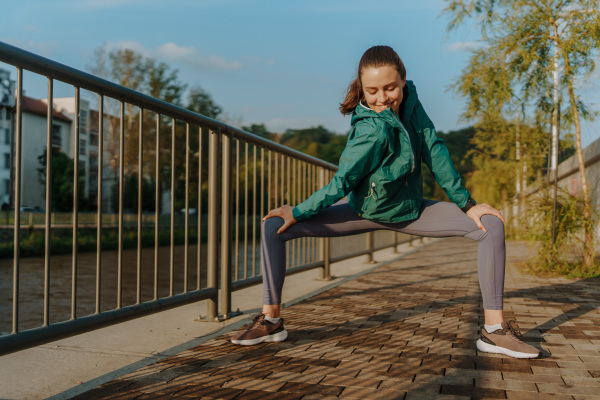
[476,320,540,359]
[230,313,288,346]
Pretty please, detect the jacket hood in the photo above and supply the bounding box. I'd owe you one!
[350,80,418,127]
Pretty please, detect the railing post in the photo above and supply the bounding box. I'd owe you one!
[366,232,376,264]
[393,232,399,254]
[220,131,233,319]
[206,129,219,320]
[318,167,332,280]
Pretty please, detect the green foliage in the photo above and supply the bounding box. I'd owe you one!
[187,85,222,119]
[422,126,475,201]
[525,188,600,277]
[37,148,87,212]
[243,123,272,140]
[243,124,347,166]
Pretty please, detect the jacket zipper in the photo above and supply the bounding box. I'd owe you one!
[393,113,415,173]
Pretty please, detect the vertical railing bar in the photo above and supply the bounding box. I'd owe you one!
[251,144,257,278]
[154,114,160,300]
[274,152,278,209]
[206,129,219,320]
[267,150,271,212]
[285,155,289,269]
[11,67,23,334]
[71,86,81,320]
[235,139,239,281]
[221,131,233,318]
[313,164,317,262]
[280,154,284,206]
[311,163,315,262]
[95,94,104,315]
[197,127,202,290]
[296,158,301,267]
[288,157,297,267]
[299,161,303,266]
[302,161,307,266]
[309,163,313,263]
[170,119,175,297]
[259,147,264,277]
[244,141,249,280]
[184,123,190,294]
[43,77,53,327]
[136,108,144,303]
[117,101,125,309]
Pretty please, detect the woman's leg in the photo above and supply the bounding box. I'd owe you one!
[381,199,506,320]
[260,200,384,314]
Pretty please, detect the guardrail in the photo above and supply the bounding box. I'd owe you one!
[0,41,413,353]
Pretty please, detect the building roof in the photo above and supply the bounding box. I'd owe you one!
[22,96,72,123]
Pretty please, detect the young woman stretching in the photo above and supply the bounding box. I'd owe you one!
[231,45,539,359]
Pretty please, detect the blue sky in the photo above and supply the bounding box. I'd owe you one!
[2,0,599,146]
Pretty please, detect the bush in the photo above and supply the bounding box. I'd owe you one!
[525,187,599,278]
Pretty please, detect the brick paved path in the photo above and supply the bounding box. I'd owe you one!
[72,238,600,400]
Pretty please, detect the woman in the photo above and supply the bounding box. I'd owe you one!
[231,45,539,359]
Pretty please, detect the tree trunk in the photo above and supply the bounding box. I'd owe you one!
[566,80,595,268]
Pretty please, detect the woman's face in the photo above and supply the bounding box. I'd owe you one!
[361,65,405,115]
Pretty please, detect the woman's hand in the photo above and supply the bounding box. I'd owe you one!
[263,204,297,234]
[466,203,505,232]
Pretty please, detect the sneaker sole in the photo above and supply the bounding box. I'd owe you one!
[231,329,288,346]
[476,339,539,359]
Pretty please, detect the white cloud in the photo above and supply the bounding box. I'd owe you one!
[106,41,242,71]
[446,41,484,52]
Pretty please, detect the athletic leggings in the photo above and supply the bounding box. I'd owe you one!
[261,199,505,310]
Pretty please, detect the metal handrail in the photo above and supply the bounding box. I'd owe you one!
[0,41,337,170]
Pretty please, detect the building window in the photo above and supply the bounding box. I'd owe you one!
[79,110,88,135]
[90,131,98,147]
[4,128,9,145]
[51,124,61,148]
[3,179,9,195]
[79,138,86,155]
[4,153,10,169]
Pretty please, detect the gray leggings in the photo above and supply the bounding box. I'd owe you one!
[261,199,505,310]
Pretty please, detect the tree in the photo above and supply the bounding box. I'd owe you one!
[87,45,223,215]
[444,0,600,268]
[37,148,86,212]
[187,85,222,119]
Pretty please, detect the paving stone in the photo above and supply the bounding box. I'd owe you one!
[441,384,506,399]
[221,377,285,392]
[278,381,344,396]
[505,391,573,399]
[538,382,600,396]
[475,377,538,391]
[339,386,406,399]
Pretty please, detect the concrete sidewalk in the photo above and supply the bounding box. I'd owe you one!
[0,239,432,400]
[56,237,600,400]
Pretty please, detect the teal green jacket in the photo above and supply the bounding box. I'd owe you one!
[292,81,471,223]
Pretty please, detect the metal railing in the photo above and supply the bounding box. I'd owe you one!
[0,41,413,353]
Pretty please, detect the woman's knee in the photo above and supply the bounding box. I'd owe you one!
[481,215,505,236]
[262,217,285,235]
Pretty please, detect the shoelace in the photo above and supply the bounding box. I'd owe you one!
[503,320,523,340]
[243,313,265,331]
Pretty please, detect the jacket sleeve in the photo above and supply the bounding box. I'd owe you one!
[417,100,470,208]
[292,126,386,221]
